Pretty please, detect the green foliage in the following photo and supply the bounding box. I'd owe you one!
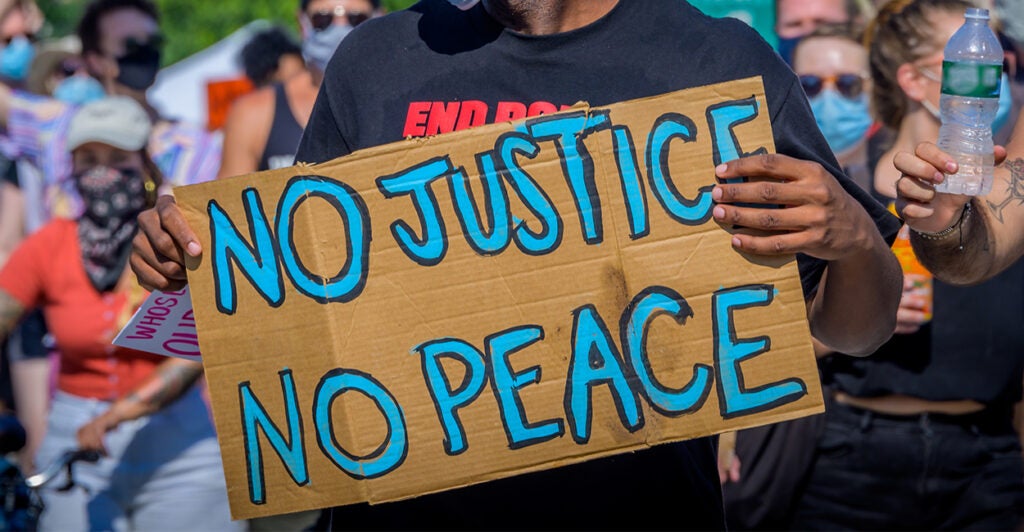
[35,0,420,66]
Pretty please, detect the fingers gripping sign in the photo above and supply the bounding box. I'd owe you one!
[131,195,204,291]
[711,154,877,260]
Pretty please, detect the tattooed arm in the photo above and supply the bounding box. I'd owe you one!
[895,115,1024,284]
[0,289,25,343]
[77,358,204,453]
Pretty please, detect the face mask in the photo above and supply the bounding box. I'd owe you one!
[302,23,353,74]
[53,75,106,106]
[116,42,161,91]
[446,0,479,9]
[0,36,34,81]
[809,89,873,155]
[922,99,941,121]
[75,165,149,292]
[993,72,1013,133]
[776,36,801,66]
[76,165,148,223]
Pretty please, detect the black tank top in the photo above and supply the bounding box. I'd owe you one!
[257,83,303,171]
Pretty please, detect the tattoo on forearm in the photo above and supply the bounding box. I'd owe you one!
[987,158,1024,223]
[134,361,203,410]
[0,290,24,341]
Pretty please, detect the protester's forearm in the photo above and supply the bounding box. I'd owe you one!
[911,158,1024,284]
[910,199,995,285]
[109,359,204,423]
[809,235,901,356]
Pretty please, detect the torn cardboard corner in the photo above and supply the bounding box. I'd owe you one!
[113,288,200,362]
[174,76,823,520]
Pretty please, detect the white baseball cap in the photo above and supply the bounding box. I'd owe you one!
[67,96,152,152]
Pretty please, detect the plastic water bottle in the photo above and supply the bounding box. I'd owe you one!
[934,8,1003,196]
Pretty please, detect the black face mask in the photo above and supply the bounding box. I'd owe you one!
[75,166,148,292]
[116,41,161,91]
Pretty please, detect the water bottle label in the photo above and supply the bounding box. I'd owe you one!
[942,61,1002,97]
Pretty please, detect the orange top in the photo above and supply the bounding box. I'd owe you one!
[0,219,163,400]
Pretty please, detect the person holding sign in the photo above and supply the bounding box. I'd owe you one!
[0,97,239,531]
[130,0,903,528]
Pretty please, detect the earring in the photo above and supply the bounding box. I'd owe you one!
[144,178,157,205]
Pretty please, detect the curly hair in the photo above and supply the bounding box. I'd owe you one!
[240,26,302,87]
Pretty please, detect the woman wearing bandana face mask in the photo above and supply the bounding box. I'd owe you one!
[793,24,876,192]
[218,0,379,180]
[0,97,240,531]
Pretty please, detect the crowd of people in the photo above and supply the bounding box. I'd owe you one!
[0,0,1020,529]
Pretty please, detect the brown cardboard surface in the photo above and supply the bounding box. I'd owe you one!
[175,76,824,520]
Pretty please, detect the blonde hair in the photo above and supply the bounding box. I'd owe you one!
[866,0,975,128]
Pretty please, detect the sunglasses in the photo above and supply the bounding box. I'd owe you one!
[1,32,35,46]
[58,58,85,78]
[799,73,866,99]
[122,33,165,54]
[309,6,370,31]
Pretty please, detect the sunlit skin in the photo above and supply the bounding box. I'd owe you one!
[776,0,848,39]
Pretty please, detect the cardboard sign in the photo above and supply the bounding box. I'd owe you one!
[175,77,823,520]
[113,288,201,361]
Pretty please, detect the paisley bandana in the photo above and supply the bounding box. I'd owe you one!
[75,166,148,292]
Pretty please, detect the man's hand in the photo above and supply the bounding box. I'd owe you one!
[131,195,203,291]
[712,154,878,260]
[894,142,1007,233]
[713,153,900,355]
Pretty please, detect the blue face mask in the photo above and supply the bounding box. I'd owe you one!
[809,89,873,155]
[776,36,801,66]
[0,36,34,81]
[993,72,1013,134]
[302,23,353,74]
[53,75,106,106]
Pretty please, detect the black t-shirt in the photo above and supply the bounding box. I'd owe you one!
[296,0,900,527]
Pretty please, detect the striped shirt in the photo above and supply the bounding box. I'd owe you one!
[6,91,222,219]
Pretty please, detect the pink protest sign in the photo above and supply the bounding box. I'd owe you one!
[113,288,202,361]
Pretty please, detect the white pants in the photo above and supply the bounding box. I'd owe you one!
[36,388,243,532]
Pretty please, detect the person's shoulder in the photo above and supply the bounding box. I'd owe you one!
[23,217,75,249]
[233,84,276,111]
[225,86,276,128]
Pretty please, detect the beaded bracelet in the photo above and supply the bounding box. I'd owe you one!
[912,202,972,249]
